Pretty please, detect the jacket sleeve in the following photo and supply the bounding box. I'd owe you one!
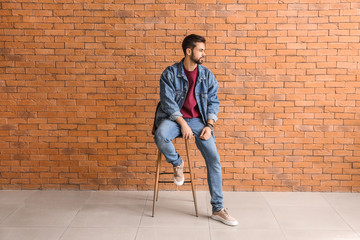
[206,72,220,122]
[159,68,183,121]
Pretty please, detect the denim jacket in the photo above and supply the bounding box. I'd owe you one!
[155,59,220,128]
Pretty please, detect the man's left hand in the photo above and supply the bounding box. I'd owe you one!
[200,126,212,140]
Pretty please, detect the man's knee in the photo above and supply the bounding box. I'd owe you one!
[154,130,166,143]
[154,120,180,144]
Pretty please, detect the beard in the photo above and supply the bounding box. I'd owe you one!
[190,52,204,65]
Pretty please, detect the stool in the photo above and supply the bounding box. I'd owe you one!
[152,138,198,217]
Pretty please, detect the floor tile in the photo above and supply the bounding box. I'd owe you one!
[271,205,351,230]
[223,192,268,208]
[0,204,20,224]
[322,193,360,234]
[284,230,360,240]
[0,191,36,205]
[141,212,209,228]
[60,227,137,240]
[210,229,286,240]
[24,191,91,208]
[136,227,211,240]
[323,193,360,209]
[333,208,360,232]
[0,227,65,240]
[70,204,143,228]
[1,205,79,227]
[86,191,148,205]
[263,192,329,207]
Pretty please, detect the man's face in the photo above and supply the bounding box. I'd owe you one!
[189,42,206,65]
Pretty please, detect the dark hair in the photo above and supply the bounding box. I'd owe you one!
[182,34,206,55]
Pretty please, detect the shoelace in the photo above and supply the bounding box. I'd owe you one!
[222,208,230,217]
[174,164,183,176]
[174,163,183,169]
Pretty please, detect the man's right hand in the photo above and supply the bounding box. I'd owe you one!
[176,117,193,139]
[181,123,193,139]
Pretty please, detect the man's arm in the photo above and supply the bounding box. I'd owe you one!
[200,72,219,141]
[206,72,220,123]
[160,68,193,139]
[159,69,183,121]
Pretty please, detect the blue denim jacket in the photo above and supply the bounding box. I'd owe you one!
[155,59,220,128]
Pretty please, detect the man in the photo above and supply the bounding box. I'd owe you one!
[153,34,238,226]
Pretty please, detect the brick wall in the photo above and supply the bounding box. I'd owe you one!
[0,0,359,192]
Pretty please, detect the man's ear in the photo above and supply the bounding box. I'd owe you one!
[186,48,192,56]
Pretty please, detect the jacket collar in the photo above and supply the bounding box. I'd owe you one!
[177,58,205,82]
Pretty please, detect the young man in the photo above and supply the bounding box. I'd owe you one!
[153,34,238,226]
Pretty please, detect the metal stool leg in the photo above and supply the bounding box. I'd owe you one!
[185,139,198,217]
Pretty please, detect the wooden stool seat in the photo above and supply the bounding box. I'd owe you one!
[152,138,198,217]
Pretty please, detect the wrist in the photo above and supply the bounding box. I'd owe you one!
[206,123,214,131]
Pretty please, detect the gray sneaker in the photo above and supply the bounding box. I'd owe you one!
[173,161,184,186]
[211,208,238,226]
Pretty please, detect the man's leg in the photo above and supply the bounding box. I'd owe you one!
[186,118,224,212]
[154,119,182,167]
[154,119,185,185]
[187,118,238,226]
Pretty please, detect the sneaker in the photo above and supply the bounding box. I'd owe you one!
[173,161,184,186]
[211,208,238,226]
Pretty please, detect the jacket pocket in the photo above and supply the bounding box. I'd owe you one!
[175,90,184,102]
[200,92,208,99]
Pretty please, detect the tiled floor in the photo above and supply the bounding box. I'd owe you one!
[0,190,359,240]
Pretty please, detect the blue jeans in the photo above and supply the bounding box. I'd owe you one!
[154,118,223,212]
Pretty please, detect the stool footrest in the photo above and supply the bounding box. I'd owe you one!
[158,180,192,184]
[158,181,174,183]
[159,172,190,175]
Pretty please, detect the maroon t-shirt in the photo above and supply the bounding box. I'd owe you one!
[180,66,201,119]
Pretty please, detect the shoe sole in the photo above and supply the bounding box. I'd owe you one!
[211,215,238,226]
[174,176,184,186]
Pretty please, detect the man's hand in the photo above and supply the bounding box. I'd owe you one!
[181,123,193,139]
[200,126,212,140]
[176,117,193,139]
